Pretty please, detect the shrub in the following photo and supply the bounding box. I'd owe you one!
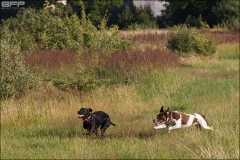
[167,26,216,56]
[0,38,40,99]
[190,30,216,56]
[96,18,132,52]
[167,26,193,53]
[185,15,210,29]
[1,4,132,54]
[48,64,112,92]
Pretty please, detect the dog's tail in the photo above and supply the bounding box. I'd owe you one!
[110,121,116,126]
[105,118,116,126]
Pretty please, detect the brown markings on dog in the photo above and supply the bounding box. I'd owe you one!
[200,114,209,126]
[170,112,190,125]
[171,111,180,120]
[193,117,201,129]
[156,113,167,124]
[192,117,198,124]
[180,113,190,125]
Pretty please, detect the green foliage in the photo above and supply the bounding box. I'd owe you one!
[162,0,239,29]
[0,3,132,98]
[78,1,132,53]
[1,7,84,51]
[211,1,239,30]
[97,18,132,52]
[39,13,83,50]
[118,4,157,30]
[167,26,193,53]
[48,64,113,92]
[68,0,123,26]
[190,30,216,56]
[1,13,39,50]
[227,18,240,31]
[74,64,107,91]
[137,68,180,100]
[185,15,210,29]
[167,26,216,55]
[0,38,40,99]
[68,0,157,30]
[1,4,132,53]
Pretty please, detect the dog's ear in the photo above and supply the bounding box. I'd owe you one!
[88,108,92,113]
[166,107,170,116]
[166,107,170,112]
[160,106,164,112]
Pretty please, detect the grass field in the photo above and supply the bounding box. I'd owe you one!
[1,30,239,159]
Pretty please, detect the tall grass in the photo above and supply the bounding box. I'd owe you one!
[1,30,239,159]
[1,77,238,159]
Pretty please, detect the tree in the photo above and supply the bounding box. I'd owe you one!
[67,0,123,27]
[210,1,239,29]
[160,0,239,28]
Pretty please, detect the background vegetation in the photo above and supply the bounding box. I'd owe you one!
[167,26,216,55]
[1,29,239,159]
[1,0,239,159]
[1,0,239,30]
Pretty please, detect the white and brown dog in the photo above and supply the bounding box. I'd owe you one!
[153,106,213,133]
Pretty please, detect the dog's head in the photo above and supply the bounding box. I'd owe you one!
[78,108,92,119]
[153,106,172,126]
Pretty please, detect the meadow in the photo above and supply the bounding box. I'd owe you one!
[1,29,239,159]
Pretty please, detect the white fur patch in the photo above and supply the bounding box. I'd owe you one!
[154,124,167,129]
[194,113,213,130]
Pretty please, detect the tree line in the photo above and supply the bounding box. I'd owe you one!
[1,0,239,30]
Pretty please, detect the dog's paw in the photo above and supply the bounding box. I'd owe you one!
[82,132,89,135]
[154,124,167,129]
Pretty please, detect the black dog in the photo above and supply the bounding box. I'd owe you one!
[78,108,116,137]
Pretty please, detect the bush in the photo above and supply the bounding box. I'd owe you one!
[1,3,132,54]
[0,38,40,99]
[190,30,216,56]
[167,26,216,56]
[185,15,210,29]
[48,64,113,92]
[95,18,132,52]
[167,26,193,53]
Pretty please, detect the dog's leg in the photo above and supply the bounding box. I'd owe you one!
[195,123,202,130]
[154,124,167,129]
[195,114,213,130]
[87,123,93,136]
[100,118,111,137]
[88,130,92,136]
[94,129,99,137]
[100,128,107,137]
[167,120,182,133]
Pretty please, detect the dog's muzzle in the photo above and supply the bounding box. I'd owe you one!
[78,114,84,118]
[153,119,161,125]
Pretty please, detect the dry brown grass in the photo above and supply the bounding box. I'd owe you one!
[201,30,240,44]
[25,50,77,69]
[121,29,169,36]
